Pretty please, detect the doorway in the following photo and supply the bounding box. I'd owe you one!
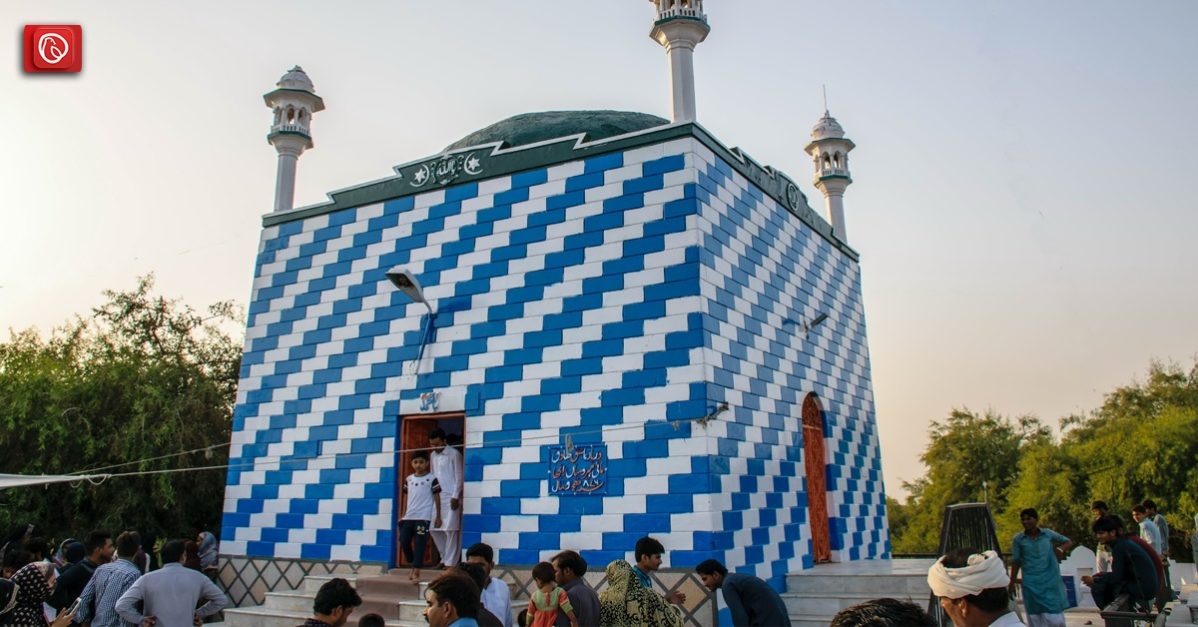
[802,393,832,563]
[395,411,465,567]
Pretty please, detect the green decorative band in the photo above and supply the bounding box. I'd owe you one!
[263,123,857,260]
[653,16,709,27]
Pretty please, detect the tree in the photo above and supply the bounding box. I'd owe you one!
[890,360,1198,561]
[889,409,1048,554]
[0,275,241,542]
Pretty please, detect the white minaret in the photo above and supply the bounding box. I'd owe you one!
[648,0,710,123]
[264,66,325,213]
[805,110,855,242]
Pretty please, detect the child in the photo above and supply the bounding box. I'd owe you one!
[526,561,577,627]
[400,451,441,582]
[358,613,386,627]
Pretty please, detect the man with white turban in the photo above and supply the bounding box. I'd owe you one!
[927,548,1023,627]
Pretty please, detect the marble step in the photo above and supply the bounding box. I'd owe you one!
[223,604,426,627]
[787,573,931,596]
[782,592,929,617]
[273,576,432,623]
[302,574,361,593]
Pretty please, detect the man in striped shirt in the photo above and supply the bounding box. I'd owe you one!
[74,531,143,627]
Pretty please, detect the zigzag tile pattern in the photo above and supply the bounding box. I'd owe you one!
[221,134,887,580]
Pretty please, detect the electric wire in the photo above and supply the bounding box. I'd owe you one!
[53,402,732,486]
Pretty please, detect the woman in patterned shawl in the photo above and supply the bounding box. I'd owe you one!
[1,561,54,626]
[598,560,682,627]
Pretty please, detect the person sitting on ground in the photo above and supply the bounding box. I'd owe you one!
[830,598,936,627]
[695,559,791,627]
[631,537,684,605]
[526,562,577,627]
[464,543,512,627]
[927,547,1022,627]
[1081,516,1157,611]
[597,560,681,627]
[550,550,599,627]
[357,613,385,627]
[423,572,481,627]
[297,578,362,627]
[454,563,504,627]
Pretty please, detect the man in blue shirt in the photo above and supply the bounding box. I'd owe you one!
[1009,508,1073,627]
[696,559,791,627]
[74,531,143,627]
[424,573,482,627]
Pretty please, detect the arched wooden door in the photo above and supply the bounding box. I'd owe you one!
[802,393,832,563]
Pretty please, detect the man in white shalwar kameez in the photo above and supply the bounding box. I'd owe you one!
[428,427,463,568]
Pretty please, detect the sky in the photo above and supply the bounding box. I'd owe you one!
[3,1,1197,499]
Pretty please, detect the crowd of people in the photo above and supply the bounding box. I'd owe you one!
[0,524,225,627]
[2,453,1187,627]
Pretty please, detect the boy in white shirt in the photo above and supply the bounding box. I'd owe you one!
[400,451,441,582]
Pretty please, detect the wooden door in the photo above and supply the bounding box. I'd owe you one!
[802,393,832,563]
[396,412,464,567]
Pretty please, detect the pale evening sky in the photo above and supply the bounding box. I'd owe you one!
[2,1,1196,498]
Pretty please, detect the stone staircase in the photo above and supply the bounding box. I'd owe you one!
[223,572,433,627]
[783,559,935,627]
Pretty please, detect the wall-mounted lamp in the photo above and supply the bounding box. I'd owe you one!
[386,266,436,374]
[386,267,435,317]
[783,312,829,338]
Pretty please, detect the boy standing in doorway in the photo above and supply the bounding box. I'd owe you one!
[401,451,441,581]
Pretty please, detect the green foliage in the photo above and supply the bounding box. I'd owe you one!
[889,409,1048,554]
[889,360,1198,561]
[0,275,241,542]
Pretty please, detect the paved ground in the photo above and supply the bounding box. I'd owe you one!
[1064,607,1105,627]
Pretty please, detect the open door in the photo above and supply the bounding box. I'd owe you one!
[396,411,465,567]
[802,393,832,563]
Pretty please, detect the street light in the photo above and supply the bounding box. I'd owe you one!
[782,311,829,338]
[386,267,434,317]
[386,266,436,374]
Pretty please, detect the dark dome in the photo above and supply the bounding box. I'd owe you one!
[444,110,669,152]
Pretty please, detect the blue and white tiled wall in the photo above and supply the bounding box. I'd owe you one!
[222,134,887,580]
[689,142,889,588]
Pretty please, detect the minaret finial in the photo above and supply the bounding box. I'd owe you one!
[648,0,711,123]
[804,111,856,243]
[264,66,325,213]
